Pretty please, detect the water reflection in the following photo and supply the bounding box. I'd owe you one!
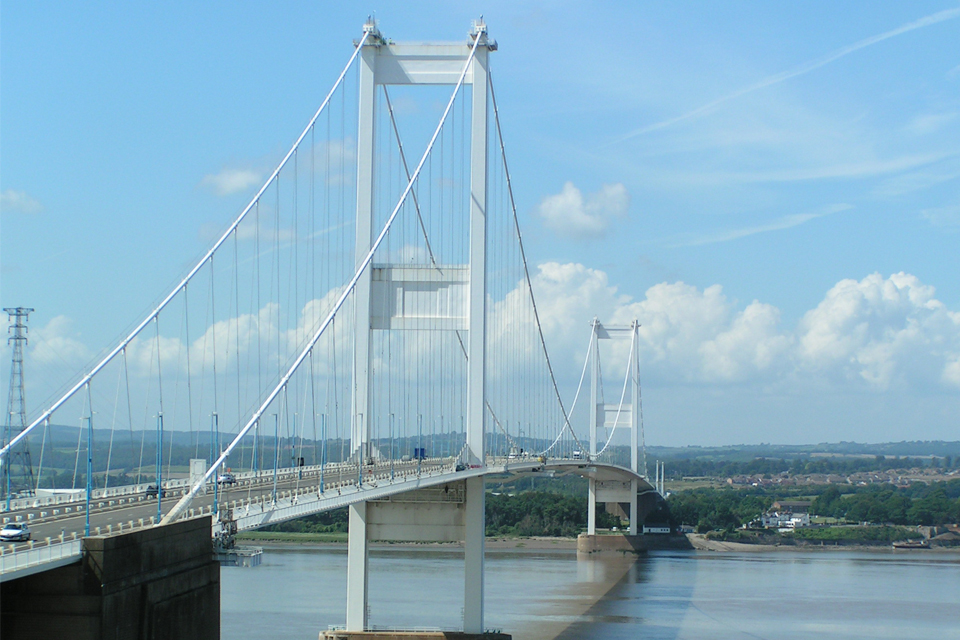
[221,546,960,640]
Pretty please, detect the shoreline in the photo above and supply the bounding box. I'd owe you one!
[686,533,960,553]
[235,532,960,554]
[236,533,580,550]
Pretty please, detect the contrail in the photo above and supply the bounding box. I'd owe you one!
[672,203,852,247]
[609,7,960,145]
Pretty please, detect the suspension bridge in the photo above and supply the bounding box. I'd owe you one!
[0,19,658,638]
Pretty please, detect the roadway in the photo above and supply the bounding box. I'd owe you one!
[1,455,654,572]
[1,457,446,551]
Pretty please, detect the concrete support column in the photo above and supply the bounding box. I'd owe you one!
[463,476,485,634]
[587,477,597,536]
[346,502,369,630]
[351,37,378,461]
[630,323,639,476]
[629,478,638,536]
[466,40,489,466]
[588,319,599,537]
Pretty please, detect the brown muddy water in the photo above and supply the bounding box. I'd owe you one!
[221,545,960,639]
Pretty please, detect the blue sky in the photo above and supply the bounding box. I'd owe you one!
[2,2,959,445]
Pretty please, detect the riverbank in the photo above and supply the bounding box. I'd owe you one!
[686,533,960,553]
[237,531,580,550]
[237,530,960,554]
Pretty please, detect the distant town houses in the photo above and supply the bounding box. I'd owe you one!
[758,500,813,529]
[725,466,956,489]
[760,512,810,529]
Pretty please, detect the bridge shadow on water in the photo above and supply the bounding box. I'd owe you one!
[516,552,694,640]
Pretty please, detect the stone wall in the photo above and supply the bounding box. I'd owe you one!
[1,516,219,640]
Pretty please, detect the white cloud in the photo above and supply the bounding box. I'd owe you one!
[201,168,262,196]
[506,264,788,384]
[536,182,629,238]
[796,273,960,388]
[0,189,43,214]
[698,301,793,382]
[30,315,91,367]
[515,265,960,390]
[17,268,960,442]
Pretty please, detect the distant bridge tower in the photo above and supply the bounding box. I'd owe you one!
[2,307,35,503]
[588,319,642,535]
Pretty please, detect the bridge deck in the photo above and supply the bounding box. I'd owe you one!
[1,457,650,581]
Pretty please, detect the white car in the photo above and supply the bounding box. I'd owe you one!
[1,522,31,542]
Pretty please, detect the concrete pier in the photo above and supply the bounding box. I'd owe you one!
[577,532,694,554]
[577,533,646,554]
[0,516,219,640]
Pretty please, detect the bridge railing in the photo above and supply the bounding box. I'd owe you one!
[1,457,444,514]
[0,538,82,579]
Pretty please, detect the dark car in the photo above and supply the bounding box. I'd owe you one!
[145,484,167,498]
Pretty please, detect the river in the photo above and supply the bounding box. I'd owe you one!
[221,544,960,639]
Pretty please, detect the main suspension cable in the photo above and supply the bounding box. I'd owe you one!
[489,72,586,456]
[1,29,372,461]
[162,30,485,524]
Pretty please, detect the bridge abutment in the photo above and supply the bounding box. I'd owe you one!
[0,516,218,640]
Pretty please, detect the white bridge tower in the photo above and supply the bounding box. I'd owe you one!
[347,19,495,634]
[587,319,643,536]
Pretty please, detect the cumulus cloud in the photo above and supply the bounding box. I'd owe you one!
[201,168,262,196]
[29,315,92,367]
[0,189,43,214]
[536,182,629,238]
[509,265,960,390]
[796,273,960,388]
[501,263,790,385]
[19,267,960,440]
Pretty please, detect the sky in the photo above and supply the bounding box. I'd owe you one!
[2,2,959,446]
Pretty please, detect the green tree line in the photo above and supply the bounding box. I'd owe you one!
[667,480,960,532]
